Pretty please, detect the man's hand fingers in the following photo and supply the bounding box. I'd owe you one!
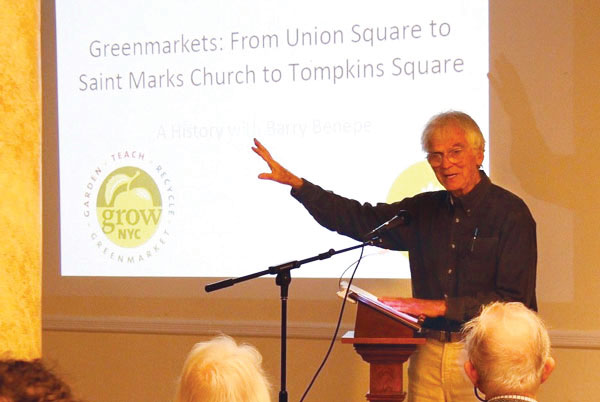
[258,173,273,180]
[379,298,405,309]
[251,138,302,188]
[253,138,272,157]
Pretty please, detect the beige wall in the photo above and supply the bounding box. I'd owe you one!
[40,1,600,402]
[0,0,41,359]
[43,331,372,402]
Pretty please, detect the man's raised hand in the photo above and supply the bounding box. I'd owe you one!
[252,138,303,189]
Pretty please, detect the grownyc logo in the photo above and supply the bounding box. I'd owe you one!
[82,150,175,264]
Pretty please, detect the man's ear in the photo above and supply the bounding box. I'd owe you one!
[541,357,555,384]
[464,360,479,386]
[475,149,484,167]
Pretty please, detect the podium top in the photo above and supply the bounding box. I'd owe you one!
[341,331,427,345]
[338,282,423,331]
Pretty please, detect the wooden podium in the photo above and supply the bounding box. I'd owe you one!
[340,285,426,402]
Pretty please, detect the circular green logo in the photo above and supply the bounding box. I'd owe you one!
[386,160,443,203]
[96,167,162,248]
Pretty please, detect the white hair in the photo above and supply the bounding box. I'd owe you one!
[174,335,271,402]
[421,110,485,153]
[462,302,551,396]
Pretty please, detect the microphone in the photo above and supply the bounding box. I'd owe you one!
[362,210,411,241]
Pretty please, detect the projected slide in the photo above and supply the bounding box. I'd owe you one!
[55,0,488,277]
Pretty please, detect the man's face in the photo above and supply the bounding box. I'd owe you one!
[427,124,484,197]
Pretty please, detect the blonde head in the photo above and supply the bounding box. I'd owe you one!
[174,335,271,402]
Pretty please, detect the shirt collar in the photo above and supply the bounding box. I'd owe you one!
[448,170,491,214]
[488,395,537,402]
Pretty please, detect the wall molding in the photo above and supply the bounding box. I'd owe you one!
[43,315,352,340]
[548,329,600,349]
[43,315,600,349]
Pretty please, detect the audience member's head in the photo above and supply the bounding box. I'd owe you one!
[462,302,555,400]
[0,359,78,402]
[174,335,271,402]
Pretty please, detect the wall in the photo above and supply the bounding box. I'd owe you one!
[0,0,41,360]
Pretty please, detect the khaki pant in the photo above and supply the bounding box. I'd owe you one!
[407,339,477,402]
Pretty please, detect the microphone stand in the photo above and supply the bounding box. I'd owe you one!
[205,239,379,402]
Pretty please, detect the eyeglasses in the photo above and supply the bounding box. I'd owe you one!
[426,147,465,167]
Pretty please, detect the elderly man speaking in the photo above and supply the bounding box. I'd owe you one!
[252,111,537,401]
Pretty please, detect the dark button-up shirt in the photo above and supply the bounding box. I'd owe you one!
[292,171,537,331]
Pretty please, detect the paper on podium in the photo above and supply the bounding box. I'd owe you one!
[338,281,423,331]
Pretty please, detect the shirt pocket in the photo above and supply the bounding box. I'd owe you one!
[469,236,498,259]
[462,236,499,285]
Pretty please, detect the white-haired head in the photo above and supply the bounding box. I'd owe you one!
[462,302,555,398]
[174,335,271,402]
[421,110,485,153]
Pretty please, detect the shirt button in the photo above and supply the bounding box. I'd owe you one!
[455,218,460,223]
